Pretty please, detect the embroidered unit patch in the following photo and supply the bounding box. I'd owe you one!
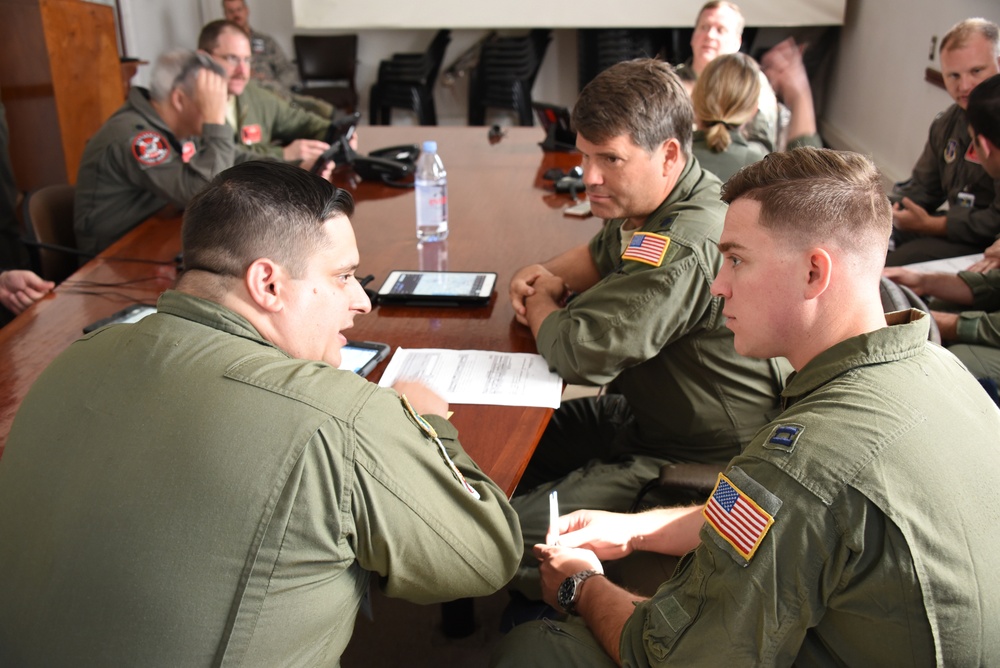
[703,473,774,562]
[944,139,958,164]
[131,131,170,166]
[181,141,196,164]
[241,124,263,145]
[621,232,670,267]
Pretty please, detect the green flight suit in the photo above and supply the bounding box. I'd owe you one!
[0,290,522,667]
[887,104,1000,265]
[74,87,241,256]
[510,158,788,598]
[494,310,1000,667]
[948,268,1000,383]
[693,129,822,184]
[231,81,331,162]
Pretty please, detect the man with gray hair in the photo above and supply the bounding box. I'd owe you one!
[74,48,238,255]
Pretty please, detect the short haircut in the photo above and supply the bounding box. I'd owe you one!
[695,1,745,36]
[940,18,1000,57]
[968,73,1000,147]
[722,147,891,265]
[692,53,760,153]
[182,161,355,280]
[198,19,249,53]
[572,58,693,156]
[148,49,226,102]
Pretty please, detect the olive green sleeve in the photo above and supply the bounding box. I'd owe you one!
[128,123,235,207]
[535,244,717,385]
[347,387,522,604]
[955,271,1000,347]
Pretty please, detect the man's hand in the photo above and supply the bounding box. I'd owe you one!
[892,198,947,236]
[0,270,55,314]
[533,543,603,611]
[283,139,331,172]
[194,67,229,127]
[760,37,808,102]
[509,263,552,325]
[392,380,448,418]
[932,310,959,342]
[882,266,926,294]
[554,509,641,561]
[968,238,1000,272]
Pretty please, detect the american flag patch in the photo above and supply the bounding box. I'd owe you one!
[621,232,670,266]
[703,473,774,561]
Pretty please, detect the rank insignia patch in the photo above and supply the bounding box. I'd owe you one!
[621,232,670,267]
[764,423,804,452]
[131,131,170,166]
[703,473,774,562]
[944,139,958,164]
[241,124,263,145]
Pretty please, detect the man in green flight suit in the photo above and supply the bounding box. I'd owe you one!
[494,147,1000,667]
[0,161,522,666]
[74,49,237,256]
[885,72,1000,394]
[198,20,346,173]
[886,18,1000,265]
[507,58,787,601]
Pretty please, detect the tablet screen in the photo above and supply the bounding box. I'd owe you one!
[380,271,493,298]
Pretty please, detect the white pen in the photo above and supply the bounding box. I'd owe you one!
[548,489,559,545]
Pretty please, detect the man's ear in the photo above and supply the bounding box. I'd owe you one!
[804,247,832,299]
[170,87,186,114]
[660,138,683,175]
[244,258,284,313]
[978,134,996,160]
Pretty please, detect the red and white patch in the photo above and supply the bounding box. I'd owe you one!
[181,141,196,163]
[241,124,263,145]
[131,131,171,166]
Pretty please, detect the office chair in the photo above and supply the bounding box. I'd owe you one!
[468,30,551,126]
[22,184,78,283]
[370,30,451,125]
[293,34,359,114]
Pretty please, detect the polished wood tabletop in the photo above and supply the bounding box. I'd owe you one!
[0,126,599,495]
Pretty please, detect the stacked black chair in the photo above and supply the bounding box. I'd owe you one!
[293,34,359,114]
[577,29,669,90]
[369,30,451,125]
[467,29,551,127]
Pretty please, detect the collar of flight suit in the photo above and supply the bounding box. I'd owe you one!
[155,288,286,355]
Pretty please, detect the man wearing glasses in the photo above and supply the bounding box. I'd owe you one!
[198,20,340,173]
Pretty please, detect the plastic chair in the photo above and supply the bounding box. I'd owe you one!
[293,34,359,114]
[468,30,551,126]
[22,184,78,283]
[370,30,451,125]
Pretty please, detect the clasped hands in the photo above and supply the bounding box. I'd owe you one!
[509,264,570,327]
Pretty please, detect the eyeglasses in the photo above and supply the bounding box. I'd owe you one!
[217,54,252,67]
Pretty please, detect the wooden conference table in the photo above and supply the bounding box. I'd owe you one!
[0,126,599,496]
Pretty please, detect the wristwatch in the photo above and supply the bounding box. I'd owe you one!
[557,569,602,615]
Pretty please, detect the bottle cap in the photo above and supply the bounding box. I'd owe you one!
[422,140,438,153]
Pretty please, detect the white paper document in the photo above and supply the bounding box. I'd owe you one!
[902,254,983,274]
[378,348,563,408]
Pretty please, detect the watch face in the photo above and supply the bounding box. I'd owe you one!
[557,576,577,612]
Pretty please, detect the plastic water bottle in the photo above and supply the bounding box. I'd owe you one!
[414,140,448,241]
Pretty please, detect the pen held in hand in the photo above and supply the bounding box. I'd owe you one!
[547,490,559,545]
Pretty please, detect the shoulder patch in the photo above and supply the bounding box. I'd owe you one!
[621,231,670,267]
[131,130,171,166]
[762,423,804,453]
[703,470,776,564]
[181,140,196,164]
[241,124,263,145]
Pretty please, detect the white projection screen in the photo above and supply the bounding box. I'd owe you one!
[292,0,846,29]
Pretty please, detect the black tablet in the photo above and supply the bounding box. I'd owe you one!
[376,270,496,306]
[338,340,391,377]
